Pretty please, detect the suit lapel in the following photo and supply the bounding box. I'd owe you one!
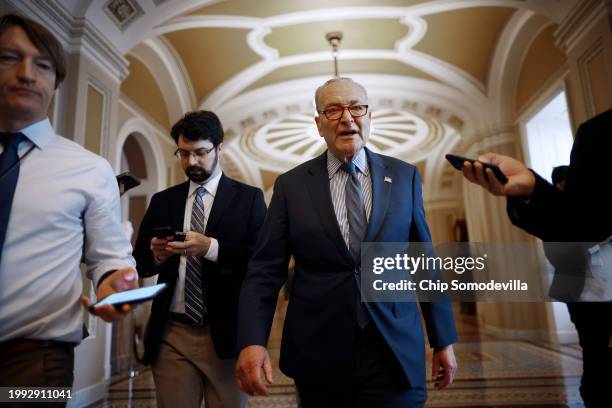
[174,182,190,229]
[305,153,354,265]
[164,182,190,276]
[205,174,236,234]
[365,149,391,242]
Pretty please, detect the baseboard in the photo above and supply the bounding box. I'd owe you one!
[67,380,108,408]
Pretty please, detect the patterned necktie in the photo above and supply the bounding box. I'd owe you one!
[0,133,26,267]
[340,161,370,328]
[341,161,368,262]
[184,186,206,325]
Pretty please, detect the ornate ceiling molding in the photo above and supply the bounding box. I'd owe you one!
[488,9,540,124]
[554,0,610,53]
[208,75,472,199]
[152,9,486,109]
[130,37,196,122]
[214,75,476,144]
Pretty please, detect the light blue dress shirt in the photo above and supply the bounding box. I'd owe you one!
[327,148,373,247]
[0,119,136,343]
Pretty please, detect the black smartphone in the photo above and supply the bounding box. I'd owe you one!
[89,283,166,312]
[116,172,141,194]
[445,154,508,184]
[173,231,187,242]
[152,226,174,239]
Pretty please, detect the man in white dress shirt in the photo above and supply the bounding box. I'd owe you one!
[0,14,138,392]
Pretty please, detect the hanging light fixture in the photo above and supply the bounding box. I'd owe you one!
[325,31,343,77]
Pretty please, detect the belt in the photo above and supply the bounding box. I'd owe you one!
[170,312,208,326]
[0,339,75,357]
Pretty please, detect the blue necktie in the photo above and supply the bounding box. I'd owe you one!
[185,186,207,325]
[340,161,371,328]
[0,133,26,267]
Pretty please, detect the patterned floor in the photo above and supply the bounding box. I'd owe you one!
[92,315,587,408]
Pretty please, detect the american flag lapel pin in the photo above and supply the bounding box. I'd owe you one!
[384,176,392,183]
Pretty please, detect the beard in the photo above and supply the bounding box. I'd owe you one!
[185,151,218,183]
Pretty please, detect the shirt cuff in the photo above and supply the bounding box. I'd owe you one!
[89,259,137,289]
[204,238,219,262]
[96,270,116,289]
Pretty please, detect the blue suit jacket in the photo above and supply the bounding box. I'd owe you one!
[237,149,457,387]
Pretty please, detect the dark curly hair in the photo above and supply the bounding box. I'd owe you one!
[170,110,224,146]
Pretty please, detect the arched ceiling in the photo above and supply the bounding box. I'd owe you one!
[89,0,574,202]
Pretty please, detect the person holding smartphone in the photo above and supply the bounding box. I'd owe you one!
[0,14,137,394]
[461,109,612,407]
[133,111,266,408]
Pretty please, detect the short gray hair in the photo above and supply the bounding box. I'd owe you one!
[314,77,368,110]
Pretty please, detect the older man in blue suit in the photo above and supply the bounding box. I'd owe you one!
[236,77,458,407]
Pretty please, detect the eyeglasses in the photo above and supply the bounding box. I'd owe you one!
[174,146,215,160]
[317,104,368,120]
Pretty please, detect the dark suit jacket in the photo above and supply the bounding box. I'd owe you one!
[237,149,457,388]
[507,109,612,300]
[134,174,266,365]
[507,108,611,242]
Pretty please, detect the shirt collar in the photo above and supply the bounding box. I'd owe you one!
[16,118,55,149]
[326,148,369,179]
[189,170,223,198]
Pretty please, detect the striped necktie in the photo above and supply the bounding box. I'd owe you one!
[184,186,206,325]
[341,161,367,262]
[340,161,370,328]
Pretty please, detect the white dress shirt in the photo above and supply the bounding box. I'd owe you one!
[170,172,221,313]
[0,118,136,343]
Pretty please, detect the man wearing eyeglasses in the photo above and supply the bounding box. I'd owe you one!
[133,110,266,408]
[236,78,457,407]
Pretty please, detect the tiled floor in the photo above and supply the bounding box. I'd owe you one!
[93,314,586,408]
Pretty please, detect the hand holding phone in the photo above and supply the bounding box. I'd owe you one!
[151,227,188,262]
[151,227,176,263]
[152,226,175,239]
[165,231,212,258]
[89,283,167,312]
[173,231,187,242]
[81,267,139,323]
[445,154,508,184]
[152,226,186,241]
[450,152,537,197]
